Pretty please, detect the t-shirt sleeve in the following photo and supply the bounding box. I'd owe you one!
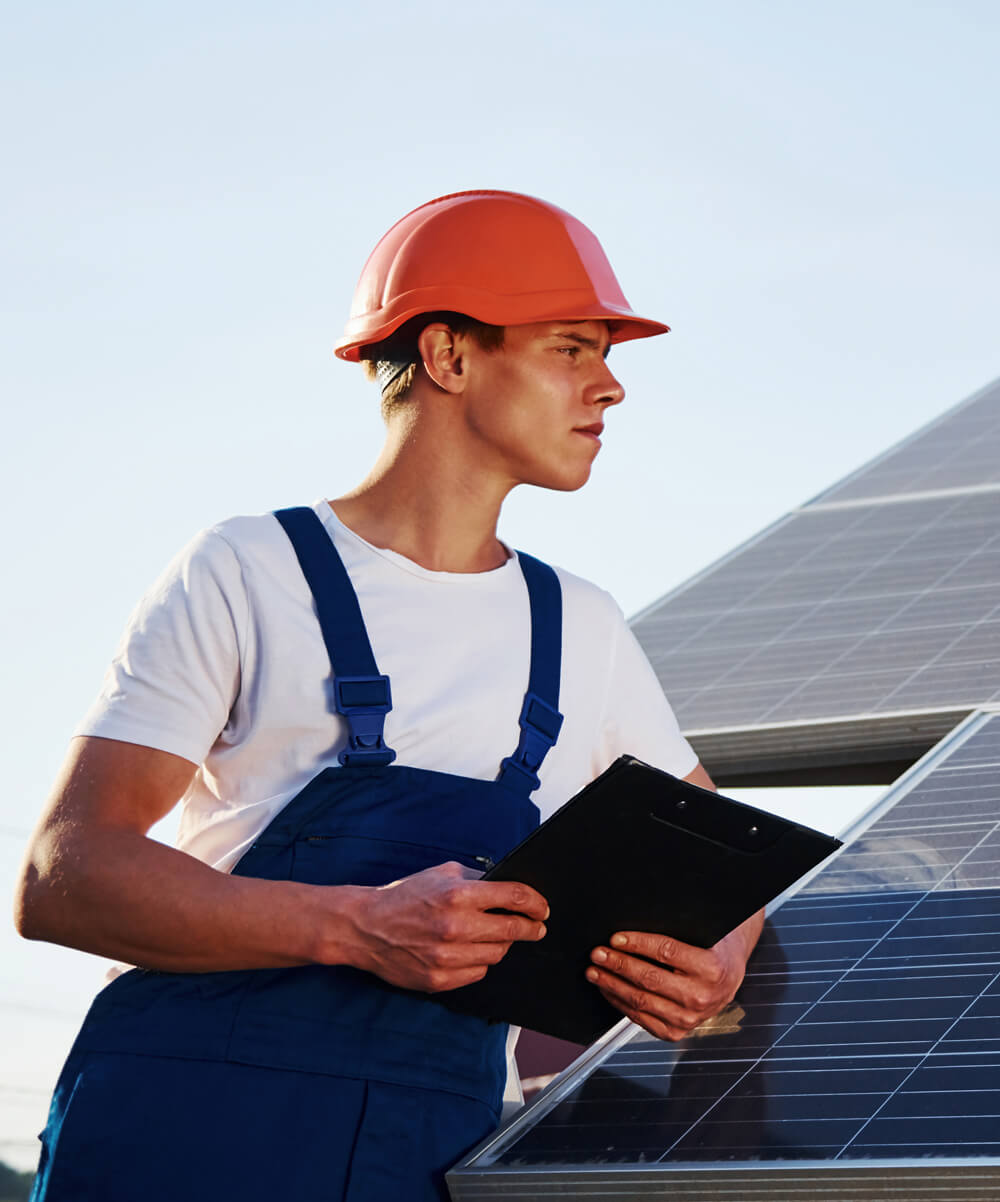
[599,609,699,780]
[74,528,247,766]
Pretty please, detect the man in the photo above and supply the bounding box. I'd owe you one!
[16,190,762,1201]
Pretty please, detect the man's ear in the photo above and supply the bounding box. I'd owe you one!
[417,323,468,395]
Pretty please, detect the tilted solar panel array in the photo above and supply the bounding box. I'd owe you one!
[630,378,1000,782]
[449,710,1000,1201]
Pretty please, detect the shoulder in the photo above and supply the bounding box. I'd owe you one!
[172,510,303,595]
[202,511,290,564]
[136,510,307,629]
[532,557,631,679]
[544,560,627,633]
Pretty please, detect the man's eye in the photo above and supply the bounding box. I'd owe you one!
[557,346,580,356]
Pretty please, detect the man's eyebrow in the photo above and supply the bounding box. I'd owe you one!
[551,330,612,358]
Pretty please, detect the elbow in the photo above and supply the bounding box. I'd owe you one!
[12,830,74,945]
[13,857,50,942]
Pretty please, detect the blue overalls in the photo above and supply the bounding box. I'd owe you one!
[31,507,564,1202]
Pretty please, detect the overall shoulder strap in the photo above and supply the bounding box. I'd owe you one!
[496,551,564,796]
[274,507,395,766]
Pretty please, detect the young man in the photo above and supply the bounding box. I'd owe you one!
[17,190,762,1201]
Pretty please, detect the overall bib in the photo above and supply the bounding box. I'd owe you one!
[32,507,564,1202]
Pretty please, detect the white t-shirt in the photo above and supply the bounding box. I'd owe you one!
[77,500,697,1102]
[78,500,697,869]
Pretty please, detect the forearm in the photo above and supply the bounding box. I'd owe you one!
[16,740,548,983]
[16,823,367,973]
[16,823,549,986]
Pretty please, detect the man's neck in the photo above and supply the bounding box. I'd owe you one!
[329,407,513,574]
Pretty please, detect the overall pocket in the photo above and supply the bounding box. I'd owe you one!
[289,833,492,887]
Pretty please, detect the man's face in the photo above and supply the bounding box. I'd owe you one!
[459,319,626,493]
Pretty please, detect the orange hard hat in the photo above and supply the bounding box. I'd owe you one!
[334,190,669,361]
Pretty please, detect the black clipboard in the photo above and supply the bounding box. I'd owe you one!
[440,755,842,1045]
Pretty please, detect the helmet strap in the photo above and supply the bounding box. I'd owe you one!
[375,359,414,394]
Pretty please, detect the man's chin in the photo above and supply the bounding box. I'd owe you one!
[527,470,592,494]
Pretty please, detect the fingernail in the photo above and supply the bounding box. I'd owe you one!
[593,947,607,963]
[585,967,600,982]
[611,934,628,948]
[544,905,550,920]
[536,924,547,939]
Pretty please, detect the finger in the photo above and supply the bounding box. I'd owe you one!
[466,911,548,945]
[472,879,550,922]
[606,931,712,975]
[422,962,497,993]
[585,964,701,1032]
[592,945,730,1017]
[421,938,514,971]
[427,900,546,946]
[617,1005,692,1042]
[604,989,700,1042]
[591,946,684,1006]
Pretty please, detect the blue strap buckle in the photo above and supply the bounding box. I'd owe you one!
[498,692,564,794]
[334,675,396,766]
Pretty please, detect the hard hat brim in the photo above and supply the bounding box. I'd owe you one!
[335,293,669,362]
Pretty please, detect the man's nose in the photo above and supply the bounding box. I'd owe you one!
[595,363,625,407]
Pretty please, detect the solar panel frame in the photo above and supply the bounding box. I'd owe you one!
[448,709,1000,1201]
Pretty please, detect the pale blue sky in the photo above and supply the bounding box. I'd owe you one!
[2,0,998,1169]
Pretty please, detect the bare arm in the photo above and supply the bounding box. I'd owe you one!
[585,759,765,1040]
[14,735,548,988]
[681,760,716,793]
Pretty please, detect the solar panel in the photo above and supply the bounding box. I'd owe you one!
[630,377,1000,782]
[448,709,1000,1201]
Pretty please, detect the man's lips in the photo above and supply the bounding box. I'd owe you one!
[574,423,604,441]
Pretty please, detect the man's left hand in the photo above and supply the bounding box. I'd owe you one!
[585,910,763,1041]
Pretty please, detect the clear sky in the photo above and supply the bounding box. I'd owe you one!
[2,0,998,1170]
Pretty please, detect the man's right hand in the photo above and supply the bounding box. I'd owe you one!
[340,861,549,993]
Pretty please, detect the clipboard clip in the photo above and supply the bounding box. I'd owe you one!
[649,790,786,852]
